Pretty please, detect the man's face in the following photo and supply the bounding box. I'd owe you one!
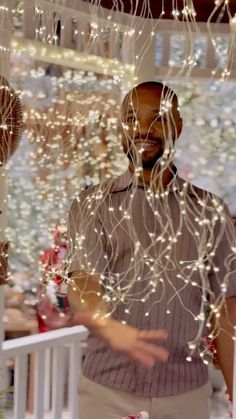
[121,87,182,169]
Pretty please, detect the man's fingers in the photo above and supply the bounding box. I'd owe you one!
[135,341,169,362]
[138,329,168,341]
[72,316,169,367]
[131,348,156,368]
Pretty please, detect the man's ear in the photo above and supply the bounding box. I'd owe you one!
[118,116,128,139]
[177,118,183,138]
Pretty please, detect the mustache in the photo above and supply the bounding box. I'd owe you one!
[132,136,163,143]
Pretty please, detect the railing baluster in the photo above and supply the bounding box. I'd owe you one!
[34,349,46,419]
[44,347,52,412]
[68,342,81,419]
[52,345,65,419]
[14,354,28,419]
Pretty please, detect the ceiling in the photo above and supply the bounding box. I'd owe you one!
[84,0,236,23]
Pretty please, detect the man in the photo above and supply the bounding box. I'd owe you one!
[67,82,236,419]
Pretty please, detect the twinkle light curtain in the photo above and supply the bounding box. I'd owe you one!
[0,0,236,363]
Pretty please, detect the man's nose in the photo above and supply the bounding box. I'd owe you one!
[137,120,155,137]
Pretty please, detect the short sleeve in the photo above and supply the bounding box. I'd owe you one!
[208,200,236,300]
[67,190,107,276]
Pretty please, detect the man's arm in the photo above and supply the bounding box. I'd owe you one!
[214,296,236,402]
[67,270,169,368]
[67,271,107,314]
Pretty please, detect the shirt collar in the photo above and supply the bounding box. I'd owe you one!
[110,169,134,192]
[110,166,188,194]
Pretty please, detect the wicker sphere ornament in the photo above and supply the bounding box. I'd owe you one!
[0,75,23,166]
[0,241,9,285]
[0,76,23,284]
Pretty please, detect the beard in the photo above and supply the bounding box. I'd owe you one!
[123,137,165,169]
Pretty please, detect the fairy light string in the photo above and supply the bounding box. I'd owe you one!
[0,0,235,364]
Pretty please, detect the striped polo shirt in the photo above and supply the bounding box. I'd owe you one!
[68,169,236,397]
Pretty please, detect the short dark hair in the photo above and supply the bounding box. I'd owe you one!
[122,81,180,112]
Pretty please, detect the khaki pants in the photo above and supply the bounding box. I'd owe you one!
[78,374,211,419]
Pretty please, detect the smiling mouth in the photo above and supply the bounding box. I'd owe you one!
[133,139,162,148]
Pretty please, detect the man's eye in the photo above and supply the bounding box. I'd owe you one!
[127,116,136,123]
[153,115,167,124]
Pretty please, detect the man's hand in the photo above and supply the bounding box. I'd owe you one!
[72,311,169,368]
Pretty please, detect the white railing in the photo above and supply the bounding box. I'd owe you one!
[20,0,236,80]
[0,320,236,419]
[2,325,88,419]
